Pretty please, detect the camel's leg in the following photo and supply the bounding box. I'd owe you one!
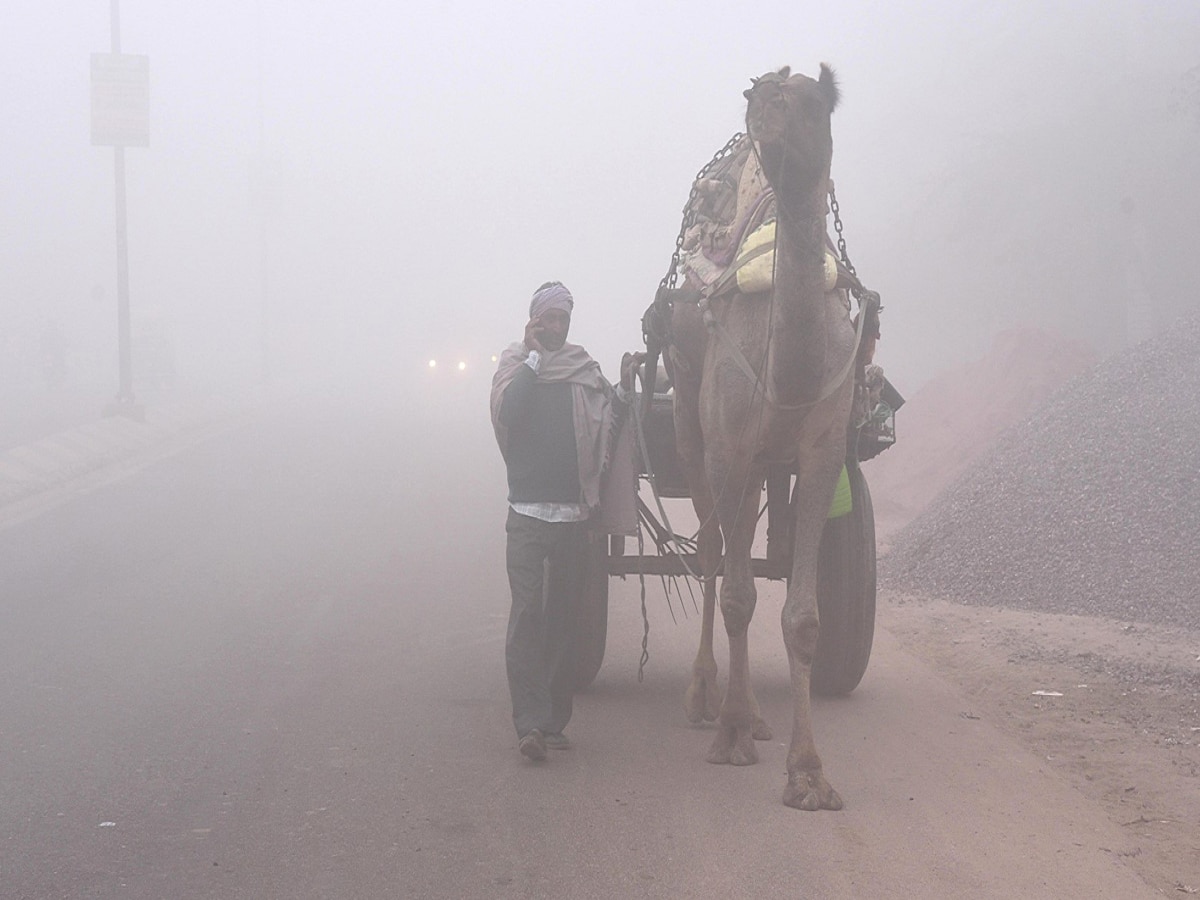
[680,474,720,724]
[780,443,845,811]
[706,461,763,767]
[673,366,722,724]
[683,517,721,724]
[749,686,773,742]
[747,467,793,743]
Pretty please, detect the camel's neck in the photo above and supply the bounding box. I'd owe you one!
[765,179,831,404]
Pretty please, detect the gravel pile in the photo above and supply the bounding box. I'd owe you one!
[882,312,1200,631]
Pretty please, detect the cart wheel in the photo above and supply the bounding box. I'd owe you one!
[572,531,610,690]
[811,463,876,696]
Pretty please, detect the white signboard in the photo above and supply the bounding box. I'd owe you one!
[91,53,149,147]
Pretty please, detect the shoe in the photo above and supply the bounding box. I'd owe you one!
[543,732,572,750]
[518,729,546,761]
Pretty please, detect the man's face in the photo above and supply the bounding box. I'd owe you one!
[536,308,571,351]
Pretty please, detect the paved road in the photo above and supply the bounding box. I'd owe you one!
[0,389,1159,898]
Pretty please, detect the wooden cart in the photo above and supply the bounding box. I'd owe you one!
[572,388,897,696]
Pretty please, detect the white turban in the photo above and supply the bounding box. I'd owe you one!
[529,282,574,318]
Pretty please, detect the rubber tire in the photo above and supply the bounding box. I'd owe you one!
[811,463,877,696]
[572,531,610,690]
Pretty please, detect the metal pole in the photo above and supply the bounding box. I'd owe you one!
[111,0,136,406]
[258,213,271,384]
[257,0,270,384]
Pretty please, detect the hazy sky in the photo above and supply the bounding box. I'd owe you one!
[3,1,1198,396]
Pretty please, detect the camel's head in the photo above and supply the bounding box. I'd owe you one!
[744,64,839,199]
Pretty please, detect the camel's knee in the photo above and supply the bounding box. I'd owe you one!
[719,587,757,634]
[782,613,820,665]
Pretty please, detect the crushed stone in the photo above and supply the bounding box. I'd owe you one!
[881,311,1200,633]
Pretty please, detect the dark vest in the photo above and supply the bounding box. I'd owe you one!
[499,366,580,504]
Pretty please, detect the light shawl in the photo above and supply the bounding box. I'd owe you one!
[490,342,615,512]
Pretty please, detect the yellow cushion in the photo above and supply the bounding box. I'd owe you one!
[734,221,839,294]
[735,221,778,293]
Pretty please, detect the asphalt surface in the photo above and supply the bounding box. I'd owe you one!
[0,385,1163,898]
[0,386,249,510]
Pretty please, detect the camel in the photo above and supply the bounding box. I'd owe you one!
[660,64,856,810]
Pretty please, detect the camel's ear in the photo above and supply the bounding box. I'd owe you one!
[778,65,791,80]
[818,63,840,112]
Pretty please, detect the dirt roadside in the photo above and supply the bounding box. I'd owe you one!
[881,590,1200,896]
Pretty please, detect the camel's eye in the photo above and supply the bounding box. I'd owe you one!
[752,85,784,106]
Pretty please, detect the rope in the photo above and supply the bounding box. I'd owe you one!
[636,506,650,682]
[705,293,872,415]
[628,371,704,581]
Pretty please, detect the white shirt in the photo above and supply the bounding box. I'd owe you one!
[510,501,590,523]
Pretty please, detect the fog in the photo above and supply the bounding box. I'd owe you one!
[3,7,1200,886]
[3,1,1198,408]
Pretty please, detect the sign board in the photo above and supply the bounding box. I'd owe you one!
[91,53,149,147]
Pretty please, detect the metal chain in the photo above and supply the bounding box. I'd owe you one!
[830,180,884,444]
[663,136,866,300]
[829,184,857,279]
[830,183,883,317]
[659,131,748,293]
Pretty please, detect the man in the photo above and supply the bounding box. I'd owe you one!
[490,282,615,761]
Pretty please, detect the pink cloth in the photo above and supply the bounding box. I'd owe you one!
[491,342,616,513]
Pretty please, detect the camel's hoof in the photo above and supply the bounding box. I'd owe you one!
[683,684,707,724]
[782,771,843,811]
[706,726,758,766]
[684,673,720,724]
[752,717,773,742]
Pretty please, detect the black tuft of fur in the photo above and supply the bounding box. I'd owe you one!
[818,63,840,112]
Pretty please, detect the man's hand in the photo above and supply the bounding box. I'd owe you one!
[523,316,546,354]
[620,351,646,391]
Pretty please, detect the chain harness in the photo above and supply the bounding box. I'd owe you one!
[830,185,856,281]
[659,132,748,295]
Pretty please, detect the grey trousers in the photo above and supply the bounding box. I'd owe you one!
[504,508,586,739]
